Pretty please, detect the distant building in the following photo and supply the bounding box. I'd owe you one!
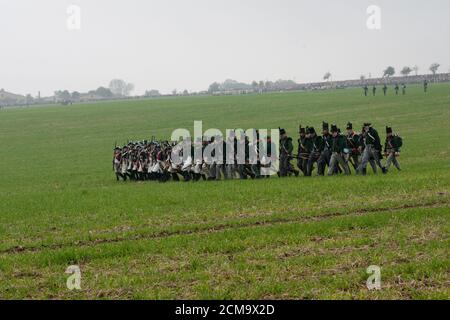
[0,88,26,106]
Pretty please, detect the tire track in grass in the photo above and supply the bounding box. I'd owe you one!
[2,200,449,255]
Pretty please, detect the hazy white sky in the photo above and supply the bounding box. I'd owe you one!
[0,0,449,96]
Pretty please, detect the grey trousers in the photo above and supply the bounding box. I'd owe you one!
[237,164,248,179]
[297,156,308,175]
[386,152,401,171]
[352,153,376,173]
[251,164,261,178]
[357,145,383,174]
[208,164,216,179]
[328,153,350,175]
[214,164,226,180]
[279,154,289,177]
[348,153,360,170]
[225,164,236,179]
[306,152,320,176]
[318,149,331,175]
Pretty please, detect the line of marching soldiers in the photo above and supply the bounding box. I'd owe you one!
[363,80,429,96]
[112,135,277,182]
[282,122,403,177]
[112,123,403,182]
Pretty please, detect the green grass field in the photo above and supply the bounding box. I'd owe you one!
[0,84,449,299]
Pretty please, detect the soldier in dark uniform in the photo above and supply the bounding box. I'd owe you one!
[328,124,350,175]
[384,126,402,172]
[318,122,332,175]
[214,135,226,180]
[306,127,323,176]
[424,80,428,93]
[357,123,386,175]
[394,84,399,95]
[297,125,309,176]
[402,84,406,95]
[250,129,261,179]
[260,135,276,178]
[225,131,237,179]
[372,85,377,96]
[191,137,204,181]
[237,135,254,179]
[357,129,378,175]
[207,136,217,180]
[200,138,209,181]
[130,143,139,180]
[363,85,369,96]
[345,122,360,171]
[113,146,127,181]
[383,84,388,96]
[279,128,298,177]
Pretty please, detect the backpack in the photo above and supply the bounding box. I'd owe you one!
[395,135,403,148]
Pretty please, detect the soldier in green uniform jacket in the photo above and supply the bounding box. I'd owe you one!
[328,124,350,175]
[260,135,277,178]
[225,131,237,179]
[357,123,386,175]
[206,137,217,181]
[357,128,378,175]
[394,84,399,95]
[303,127,314,154]
[363,85,368,96]
[247,129,261,179]
[424,80,428,93]
[216,136,227,180]
[372,86,377,96]
[237,135,254,179]
[318,122,332,175]
[297,125,309,176]
[345,122,360,171]
[383,84,388,96]
[384,126,402,172]
[306,127,323,176]
[279,128,298,177]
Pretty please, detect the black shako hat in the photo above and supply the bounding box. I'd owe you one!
[279,127,286,135]
[331,124,338,133]
[363,123,372,127]
[346,122,353,130]
[386,126,393,134]
[308,127,316,134]
[299,125,306,134]
[322,121,329,131]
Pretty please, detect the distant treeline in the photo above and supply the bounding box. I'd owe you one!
[2,73,450,108]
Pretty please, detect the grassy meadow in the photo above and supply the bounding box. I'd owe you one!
[0,84,449,299]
